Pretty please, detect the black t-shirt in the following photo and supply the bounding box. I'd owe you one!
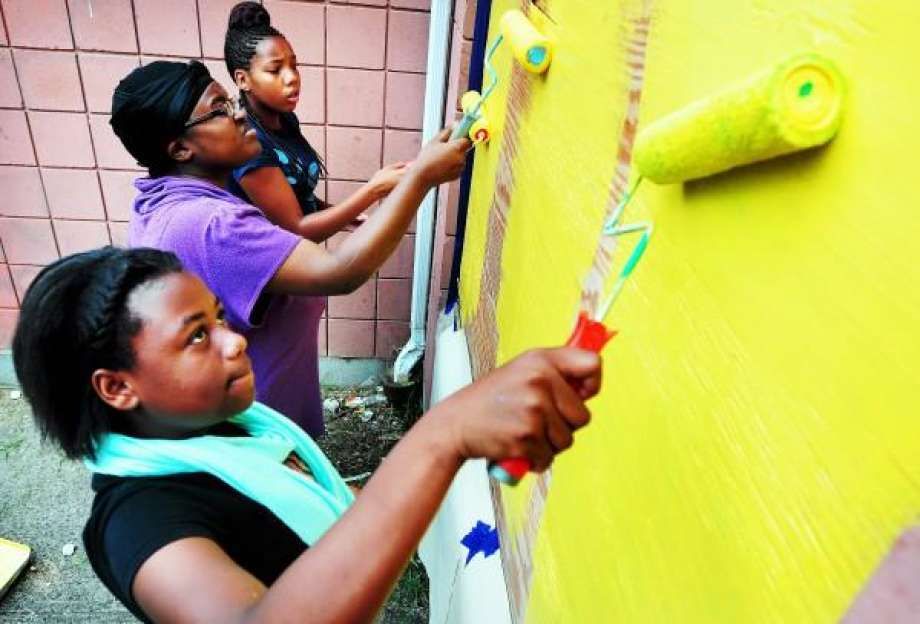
[228,112,324,216]
[82,424,307,622]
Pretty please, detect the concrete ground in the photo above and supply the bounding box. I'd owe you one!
[0,391,133,622]
[0,387,427,623]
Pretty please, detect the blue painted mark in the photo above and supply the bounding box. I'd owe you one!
[527,46,546,67]
[308,161,319,177]
[460,521,500,565]
[286,176,297,185]
[274,149,290,165]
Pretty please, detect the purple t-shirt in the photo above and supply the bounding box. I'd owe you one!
[127,176,326,437]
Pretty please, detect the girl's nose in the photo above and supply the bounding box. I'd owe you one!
[220,327,247,359]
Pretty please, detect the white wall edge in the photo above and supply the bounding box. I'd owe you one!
[420,309,512,624]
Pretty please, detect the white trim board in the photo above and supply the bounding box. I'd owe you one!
[419,310,512,624]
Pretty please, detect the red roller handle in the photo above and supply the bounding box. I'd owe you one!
[488,312,616,485]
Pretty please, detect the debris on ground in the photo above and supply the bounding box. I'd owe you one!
[365,394,387,406]
[317,384,427,623]
[358,375,379,388]
[343,471,372,483]
[61,544,76,557]
[318,384,421,485]
[344,396,364,409]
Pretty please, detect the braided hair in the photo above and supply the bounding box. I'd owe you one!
[224,2,282,79]
[224,1,326,179]
[12,247,183,459]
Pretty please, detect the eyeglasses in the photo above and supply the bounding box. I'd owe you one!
[184,98,240,130]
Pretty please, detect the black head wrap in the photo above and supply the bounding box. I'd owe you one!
[110,61,214,172]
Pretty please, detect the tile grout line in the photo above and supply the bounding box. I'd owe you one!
[193,0,204,59]
[1,46,427,71]
[0,4,10,49]
[0,242,15,307]
[2,43,428,75]
[63,1,113,236]
[322,0,329,355]
[3,117,416,144]
[129,0,143,59]
[4,37,59,261]
[376,2,392,354]
[0,163,143,172]
[0,214,127,223]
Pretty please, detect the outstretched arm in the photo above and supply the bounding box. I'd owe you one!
[240,163,408,243]
[132,347,603,623]
[266,130,467,296]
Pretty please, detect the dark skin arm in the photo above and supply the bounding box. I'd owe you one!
[265,130,466,296]
[132,347,603,623]
[239,162,408,243]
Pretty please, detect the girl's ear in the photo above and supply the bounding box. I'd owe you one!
[166,137,193,165]
[91,370,140,412]
[234,69,250,92]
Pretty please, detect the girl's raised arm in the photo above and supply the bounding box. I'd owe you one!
[132,347,601,624]
[267,130,467,296]
[241,162,408,243]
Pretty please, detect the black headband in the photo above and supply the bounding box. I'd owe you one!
[110,60,214,170]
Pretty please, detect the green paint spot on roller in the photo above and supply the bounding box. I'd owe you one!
[632,53,845,184]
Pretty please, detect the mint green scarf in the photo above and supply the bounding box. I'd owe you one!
[84,402,354,546]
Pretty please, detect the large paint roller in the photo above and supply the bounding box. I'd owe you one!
[634,53,846,184]
[452,8,553,143]
[488,54,845,487]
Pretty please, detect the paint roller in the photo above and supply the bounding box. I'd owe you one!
[488,313,617,486]
[489,180,652,486]
[634,53,846,184]
[459,91,492,143]
[489,54,844,486]
[500,8,553,74]
[452,8,553,142]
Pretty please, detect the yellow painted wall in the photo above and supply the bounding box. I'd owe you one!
[458,0,920,621]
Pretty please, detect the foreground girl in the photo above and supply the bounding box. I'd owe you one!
[13,247,601,623]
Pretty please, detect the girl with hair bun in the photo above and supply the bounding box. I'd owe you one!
[225,1,405,240]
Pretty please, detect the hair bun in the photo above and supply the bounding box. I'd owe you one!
[228,1,271,30]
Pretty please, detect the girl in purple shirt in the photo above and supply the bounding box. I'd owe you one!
[109,60,465,437]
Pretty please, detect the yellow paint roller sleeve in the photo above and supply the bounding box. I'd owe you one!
[500,9,553,74]
[634,53,846,184]
[460,90,482,113]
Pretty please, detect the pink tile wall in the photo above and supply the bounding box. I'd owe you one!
[0,0,431,354]
[67,0,138,53]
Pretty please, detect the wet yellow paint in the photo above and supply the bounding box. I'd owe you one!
[459,0,920,621]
